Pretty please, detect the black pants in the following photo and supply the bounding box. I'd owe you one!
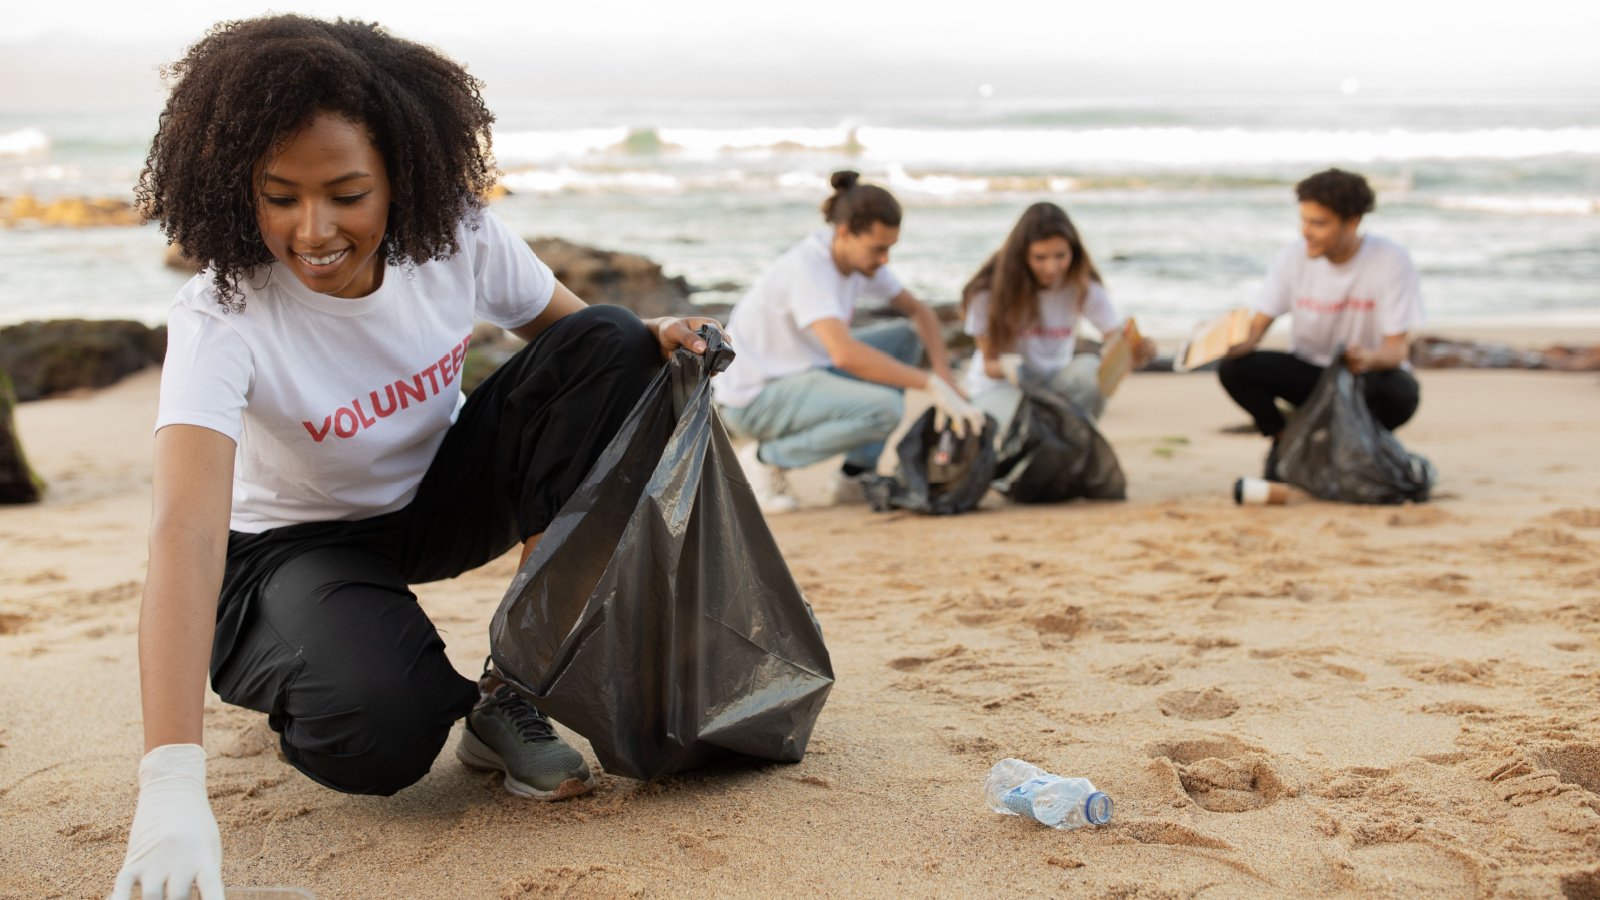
[1218,350,1420,436]
[210,306,659,796]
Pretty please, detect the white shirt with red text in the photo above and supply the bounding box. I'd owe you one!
[156,210,554,532]
[962,280,1122,397]
[1255,233,1425,368]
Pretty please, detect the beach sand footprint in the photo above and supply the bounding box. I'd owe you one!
[1533,742,1600,797]
[1100,659,1174,686]
[1549,507,1600,529]
[1404,659,1497,685]
[499,864,646,898]
[1157,687,1240,720]
[1560,867,1600,899]
[1145,736,1292,813]
[887,643,966,671]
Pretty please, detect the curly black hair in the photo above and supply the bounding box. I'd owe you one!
[1295,168,1376,221]
[136,15,497,311]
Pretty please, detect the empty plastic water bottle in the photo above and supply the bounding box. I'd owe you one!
[984,758,1113,830]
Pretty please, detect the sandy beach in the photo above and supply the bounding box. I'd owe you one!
[3,336,1600,898]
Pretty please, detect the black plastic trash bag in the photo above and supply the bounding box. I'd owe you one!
[864,408,997,515]
[489,328,834,781]
[993,383,1126,503]
[1275,353,1436,504]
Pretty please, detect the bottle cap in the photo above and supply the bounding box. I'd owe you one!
[1084,791,1113,826]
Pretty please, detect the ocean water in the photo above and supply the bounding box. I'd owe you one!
[2,92,1598,335]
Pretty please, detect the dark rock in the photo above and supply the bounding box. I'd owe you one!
[0,319,167,402]
[1410,336,1600,371]
[0,369,43,503]
[527,237,694,319]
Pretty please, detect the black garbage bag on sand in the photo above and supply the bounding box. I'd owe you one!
[489,328,833,781]
[993,383,1126,503]
[1275,352,1436,504]
[864,408,997,515]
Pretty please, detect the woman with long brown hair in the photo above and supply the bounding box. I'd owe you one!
[960,201,1154,432]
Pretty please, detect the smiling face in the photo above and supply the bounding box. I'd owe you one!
[1299,200,1362,263]
[255,112,392,298]
[1025,235,1072,290]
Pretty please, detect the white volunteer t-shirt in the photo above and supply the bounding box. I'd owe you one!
[156,209,555,533]
[963,280,1122,397]
[1255,233,1426,367]
[713,229,905,408]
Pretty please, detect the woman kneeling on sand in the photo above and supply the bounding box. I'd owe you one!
[114,16,719,898]
[960,201,1156,434]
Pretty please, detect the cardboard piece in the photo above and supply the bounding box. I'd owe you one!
[1175,308,1255,372]
[1096,318,1142,398]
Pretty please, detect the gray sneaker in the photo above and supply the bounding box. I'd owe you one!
[457,684,596,800]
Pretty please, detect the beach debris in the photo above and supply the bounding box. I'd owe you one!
[985,759,1114,830]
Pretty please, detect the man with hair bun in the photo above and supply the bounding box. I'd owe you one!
[1218,167,1426,479]
[715,170,983,513]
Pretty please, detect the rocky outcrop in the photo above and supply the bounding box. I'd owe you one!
[528,237,696,319]
[0,320,167,402]
[1411,337,1600,371]
[0,370,43,503]
[0,195,141,228]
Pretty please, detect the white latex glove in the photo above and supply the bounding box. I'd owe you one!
[111,744,224,900]
[998,353,1025,386]
[926,375,986,439]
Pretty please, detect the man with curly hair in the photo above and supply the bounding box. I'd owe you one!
[114,15,721,899]
[1218,168,1426,479]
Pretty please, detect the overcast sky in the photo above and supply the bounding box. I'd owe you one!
[4,0,1599,107]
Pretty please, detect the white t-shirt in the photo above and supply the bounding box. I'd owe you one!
[963,280,1122,397]
[156,209,555,533]
[1255,234,1426,367]
[712,229,905,408]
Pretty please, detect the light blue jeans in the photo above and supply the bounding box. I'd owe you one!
[971,354,1106,437]
[719,320,923,472]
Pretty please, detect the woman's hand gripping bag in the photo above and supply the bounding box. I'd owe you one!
[1275,350,1436,504]
[993,383,1126,503]
[489,327,834,781]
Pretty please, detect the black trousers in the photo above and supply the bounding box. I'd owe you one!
[1218,350,1421,436]
[210,306,659,796]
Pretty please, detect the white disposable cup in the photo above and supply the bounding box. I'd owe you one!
[1234,477,1289,506]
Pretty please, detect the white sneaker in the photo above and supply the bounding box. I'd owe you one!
[735,442,800,514]
[828,469,869,506]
